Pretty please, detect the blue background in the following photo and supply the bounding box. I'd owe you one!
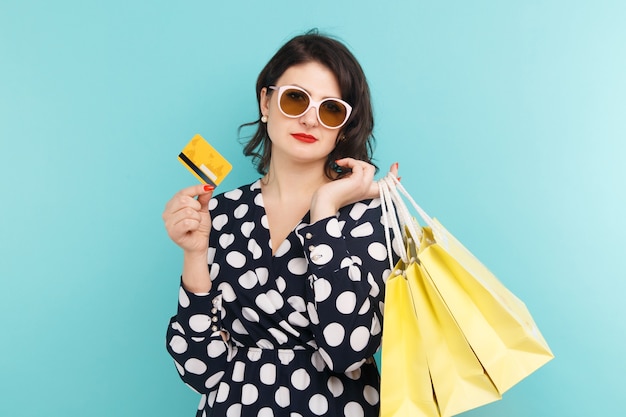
[1,1,624,416]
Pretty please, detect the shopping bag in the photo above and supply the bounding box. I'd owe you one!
[404,236,502,417]
[378,173,554,414]
[380,255,439,417]
[418,224,554,393]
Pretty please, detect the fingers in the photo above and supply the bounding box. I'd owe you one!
[162,184,215,245]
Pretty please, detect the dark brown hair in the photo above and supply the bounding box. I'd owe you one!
[240,31,376,178]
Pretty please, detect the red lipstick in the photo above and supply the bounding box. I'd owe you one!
[291,133,316,143]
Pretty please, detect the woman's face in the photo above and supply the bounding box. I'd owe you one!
[260,61,343,169]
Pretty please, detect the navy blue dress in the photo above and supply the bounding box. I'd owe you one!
[166,180,394,417]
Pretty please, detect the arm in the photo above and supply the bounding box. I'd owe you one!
[297,199,394,373]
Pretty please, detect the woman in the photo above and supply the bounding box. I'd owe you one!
[163,32,399,417]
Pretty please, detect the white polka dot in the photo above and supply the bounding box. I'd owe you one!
[259,363,277,385]
[169,335,188,354]
[184,358,207,375]
[209,262,220,279]
[288,312,309,327]
[234,203,249,218]
[239,270,259,289]
[268,327,288,345]
[178,287,190,308]
[266,289,284,309]
[274,239,291,257]
[254,192,263,206]
[350,326,371,352]
[215,382,230,403]
[189,314,212,333]
[241,383,258,405]
[207,392,216,408]
[358,298,371,315]
[367,272,380,297]
[219,233,235,249]
[241,221,255,238]
[308,394,329,415]
[346,362,364,376]
[348,265,362,281]
[248,238,263,259]
[276,276,286,292]
[351,222,374,238]
[371,315,382,336]
[307,302,320,325]
[226,403,241,417]
[226,251,246,268]
[311,351,326,372]
[349,202,368,220]
[287,296,306,312]
[207,247,216,264]
[257,339,275,349]
[325,218,342,237]
[310,244,333,265]
[318,347,334,371]
[218,282,237,302]
[231,318,248,335]
[212,213,228,231]
[255,293,277,314]
[344,402,365,417]
[291,368,311,391]
[256,267,269,285]
[204,371,225,389]
[337,291,357,314]
[327,376,344,397]
[287,257,308,275]
[279,320,299,337]
[231,361,245,382]
[274,386,290,408]
[257,407,274,417]
[208,198,218,210]
[313,279,332,302]
[363,385,379,405]
[323,322,345,347]
[242,307,260,323]
[368,241,387,261]
[224,188,243,200]
[261,214,269,229]
[198,394,207,409]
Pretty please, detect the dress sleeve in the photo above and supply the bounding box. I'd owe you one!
[165,282,230,394]
[295,198,395,373]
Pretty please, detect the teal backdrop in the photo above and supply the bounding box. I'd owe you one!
[1,1,624,416]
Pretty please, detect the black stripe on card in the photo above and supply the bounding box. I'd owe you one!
[178,152,217,187]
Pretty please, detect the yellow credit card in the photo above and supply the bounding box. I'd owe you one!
[178,134,232,186]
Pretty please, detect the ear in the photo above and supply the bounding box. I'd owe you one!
[259,87,270,116]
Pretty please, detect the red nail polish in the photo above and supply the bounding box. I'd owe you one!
[397,177,402,182]
[394,162,399,170]
[204,185,215,191]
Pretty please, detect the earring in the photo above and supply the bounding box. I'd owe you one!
[261,115,268,123]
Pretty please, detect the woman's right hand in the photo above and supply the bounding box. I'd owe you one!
[162,184,215,254]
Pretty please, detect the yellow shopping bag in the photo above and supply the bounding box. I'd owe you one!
[418,224,554,393]
[406,253,502,416]
[380,261,439,417]
[378,173,554,416]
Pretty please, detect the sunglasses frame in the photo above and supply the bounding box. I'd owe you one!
[268,85,353,129]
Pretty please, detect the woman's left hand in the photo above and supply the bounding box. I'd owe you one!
[310,159,399,223]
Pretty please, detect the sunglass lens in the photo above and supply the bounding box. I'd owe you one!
[319,100,348,128]
[280,88,310,116]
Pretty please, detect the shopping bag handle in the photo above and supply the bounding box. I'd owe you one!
[378,172,445,272]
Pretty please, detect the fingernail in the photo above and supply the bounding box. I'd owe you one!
[394,162,399,170]
[397,177,402,182]
[204,185,215,191]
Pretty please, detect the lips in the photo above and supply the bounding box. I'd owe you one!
[291,133,317,143]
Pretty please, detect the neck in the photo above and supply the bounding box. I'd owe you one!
[261,159,331,202]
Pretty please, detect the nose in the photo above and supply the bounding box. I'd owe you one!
[300,106,319,127]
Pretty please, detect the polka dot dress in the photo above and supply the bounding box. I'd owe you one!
[166,180,395,417]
